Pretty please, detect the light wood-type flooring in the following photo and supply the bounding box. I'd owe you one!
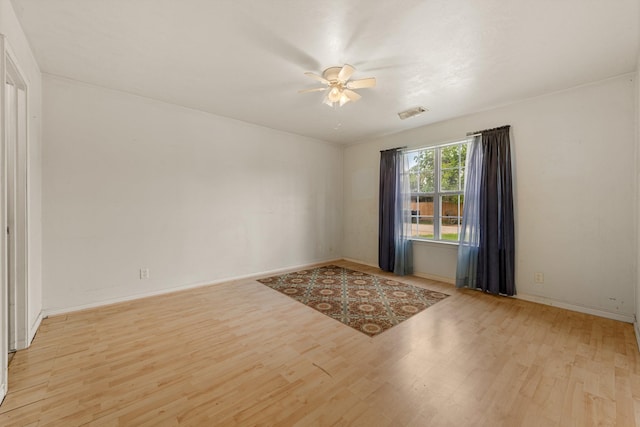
[1,260,639,426]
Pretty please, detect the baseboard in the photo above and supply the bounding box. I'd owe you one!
[28,311,43,345]
[254,258,343,277]
[342,257,379,269]
[43,257,343,317]
[12,312,42,351]
[413,271,455,285]
[516,293,634,323]
[634,320,640,352]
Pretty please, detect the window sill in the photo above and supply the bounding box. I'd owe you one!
[409,238,459,248]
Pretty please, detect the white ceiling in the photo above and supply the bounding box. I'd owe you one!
[9,0,640,144]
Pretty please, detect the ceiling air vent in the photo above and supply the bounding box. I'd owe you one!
[398,106,427,120]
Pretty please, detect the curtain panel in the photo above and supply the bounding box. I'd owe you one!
[379,149,397,272]
[456,126,515,296]
[455,135,482,288]
[379,148,413,275]
[393,152,413,276]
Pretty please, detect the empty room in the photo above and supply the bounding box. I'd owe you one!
[0,0,640,425]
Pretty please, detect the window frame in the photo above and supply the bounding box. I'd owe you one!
[405,139,468,243]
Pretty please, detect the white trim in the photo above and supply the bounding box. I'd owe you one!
[410,238,459,248]
[516,293,634,323]
[413,271,455,285]
[3,43,30,87]
[43,258,343,317]
[3,42,30,352]
[28,310,41,344]
[0,33,7,405]
[342,257,379,269]
[634,320,640,353]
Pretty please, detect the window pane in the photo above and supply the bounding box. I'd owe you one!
[459,143,467,165]
[409,195,418,238]
[459,144,468,190]
[440,144,468,192]
[441,224,459,241]
[410,196,434,239]
[414,195,434,216]
[441,195,461,241]
[441,145,460,168]
[409,166,419,193]
[441,195,461,216]
[440,167,460,191]
[411,149,434,193]
[416,217,434,239]
[407,153,418,193]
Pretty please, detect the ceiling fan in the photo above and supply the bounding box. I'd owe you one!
[299,64,376,107]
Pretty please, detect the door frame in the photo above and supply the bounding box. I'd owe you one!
[0,33,6,403]
[0,33,31,403]
[4,40,29,352]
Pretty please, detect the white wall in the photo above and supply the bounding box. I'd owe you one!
[42,76,343,312]
[0,0,42,341]
[345,74,637,320]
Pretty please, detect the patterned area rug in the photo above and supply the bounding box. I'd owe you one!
[257,265,449,337]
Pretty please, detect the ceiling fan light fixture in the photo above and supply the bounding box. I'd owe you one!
[328,86,342,103]
[398,106,427,120]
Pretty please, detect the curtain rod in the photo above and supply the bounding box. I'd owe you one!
[380,146,407,152]
[466,125,511,137]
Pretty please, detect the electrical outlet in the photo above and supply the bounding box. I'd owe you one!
[140,268,150,279]
[534,272,544,284]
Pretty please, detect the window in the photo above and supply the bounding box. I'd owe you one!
[406,141,468,242]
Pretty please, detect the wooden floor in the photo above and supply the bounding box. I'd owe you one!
[1,260,639,426]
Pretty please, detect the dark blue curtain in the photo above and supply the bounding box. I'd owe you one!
[378,149,397,272]
[456,125,515,296]
[478,126,515,295]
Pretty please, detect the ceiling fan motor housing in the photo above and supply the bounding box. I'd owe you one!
[322,67,344,82]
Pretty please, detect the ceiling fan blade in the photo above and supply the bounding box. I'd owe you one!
[343,89,362,102]
[346,77,376,89]
[338,64,355,82]
[304,72,329,84]
[298,87,327,94]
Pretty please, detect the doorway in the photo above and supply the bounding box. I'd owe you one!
[1,35,30,402]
